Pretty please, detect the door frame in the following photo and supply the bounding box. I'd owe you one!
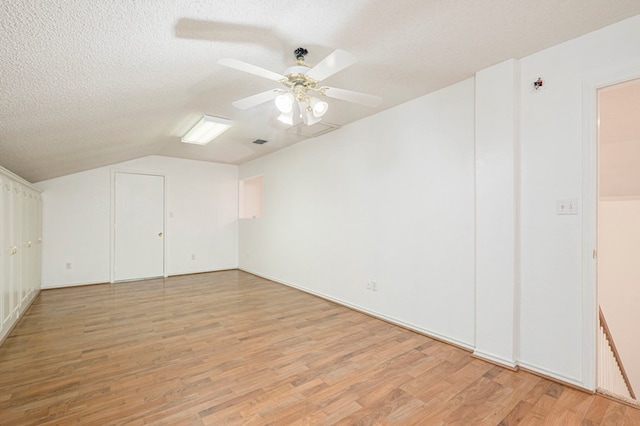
[582,66,640,391]
[110,168,169,283]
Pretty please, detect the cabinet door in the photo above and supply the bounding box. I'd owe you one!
[0,176,5,334]
[21,190,29,302]
[20,188,29,304]
[36,194,42,289]
[11,182,21,315]
[1,179,13,329]
[28,191,39,294]
[0,174,43,338]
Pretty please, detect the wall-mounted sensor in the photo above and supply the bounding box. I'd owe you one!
[533,77,544,91]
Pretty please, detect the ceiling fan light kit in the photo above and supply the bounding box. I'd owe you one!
[218,47,382,127]
[181,115,232,145]
[310,97,328,117]
[275,92,294,113]
[299,101,321,126]
[277,110,294,125]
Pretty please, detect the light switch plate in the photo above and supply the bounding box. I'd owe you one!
[557,199,578,215]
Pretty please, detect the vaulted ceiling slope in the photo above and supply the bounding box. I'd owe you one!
[2,1,640,183]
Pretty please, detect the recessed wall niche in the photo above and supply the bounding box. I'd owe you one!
[239,175,263,219]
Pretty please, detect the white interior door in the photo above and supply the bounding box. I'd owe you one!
[114,172,165,281]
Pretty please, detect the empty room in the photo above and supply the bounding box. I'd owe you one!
[2,1,640,424]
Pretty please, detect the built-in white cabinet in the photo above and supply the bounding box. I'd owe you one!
[0,166,42,343]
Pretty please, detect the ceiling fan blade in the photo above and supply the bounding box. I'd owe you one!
[305,49,357,82]
[232,90,280,110]
[217,58,286,82]
[322,87,382,107]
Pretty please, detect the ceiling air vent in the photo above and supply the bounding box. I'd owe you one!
[252,139,268,145]
[286,122,341,138]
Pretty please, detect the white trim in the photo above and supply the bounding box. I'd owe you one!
[473,350,518,369]
[239,268,475,351]
[112,276,165,284]
[472,76,478,350]
[41,280,108,289]
[167,267,239,277]
[599,195,640,202]
[519,360,588,390]
[582,66,640,392]
[109,168,169,283]
[40,267,240,289]
[513,59,522,365]
[582,75,598,393]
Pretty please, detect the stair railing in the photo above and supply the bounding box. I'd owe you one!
[598,306,636,400]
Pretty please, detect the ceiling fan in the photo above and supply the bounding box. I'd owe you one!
[217,47,382,126]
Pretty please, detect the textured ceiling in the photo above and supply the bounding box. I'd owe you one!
[2,1,640,182]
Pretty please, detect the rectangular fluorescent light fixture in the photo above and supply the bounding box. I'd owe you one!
[181,115,232,145]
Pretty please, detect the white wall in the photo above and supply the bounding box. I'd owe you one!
[37,155,238,287]
[598,198,640,394]
[239,78,477,348]
[238,13,640,390]
[518,13,640,387]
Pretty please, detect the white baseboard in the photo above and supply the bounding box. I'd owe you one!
[41,279,108,289]
[168,266,238,277]
[518,360,588,390]
[41,267,240,289]
[473,350,517,369]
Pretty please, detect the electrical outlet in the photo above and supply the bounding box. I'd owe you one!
[191,253,196,261]
[366,280,378,291]
[65,262,71,270]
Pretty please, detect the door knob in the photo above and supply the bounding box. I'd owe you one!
[158,232,163,237]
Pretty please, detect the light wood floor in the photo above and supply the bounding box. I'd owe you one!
[0,270,638,425]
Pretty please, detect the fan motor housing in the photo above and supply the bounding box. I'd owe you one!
[294,47,308,60]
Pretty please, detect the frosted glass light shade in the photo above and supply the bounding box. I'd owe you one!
[181,115,232,145]
[299,101,321,126]
[310,97,328,117]
[275,93,294,113]
[277,110,294,125]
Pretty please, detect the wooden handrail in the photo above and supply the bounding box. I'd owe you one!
[599,306,636,399]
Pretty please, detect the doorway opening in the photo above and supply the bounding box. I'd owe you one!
[239,175,263,219]
[596,77,640,404]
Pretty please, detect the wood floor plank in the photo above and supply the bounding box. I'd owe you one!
[0,270,637,424]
